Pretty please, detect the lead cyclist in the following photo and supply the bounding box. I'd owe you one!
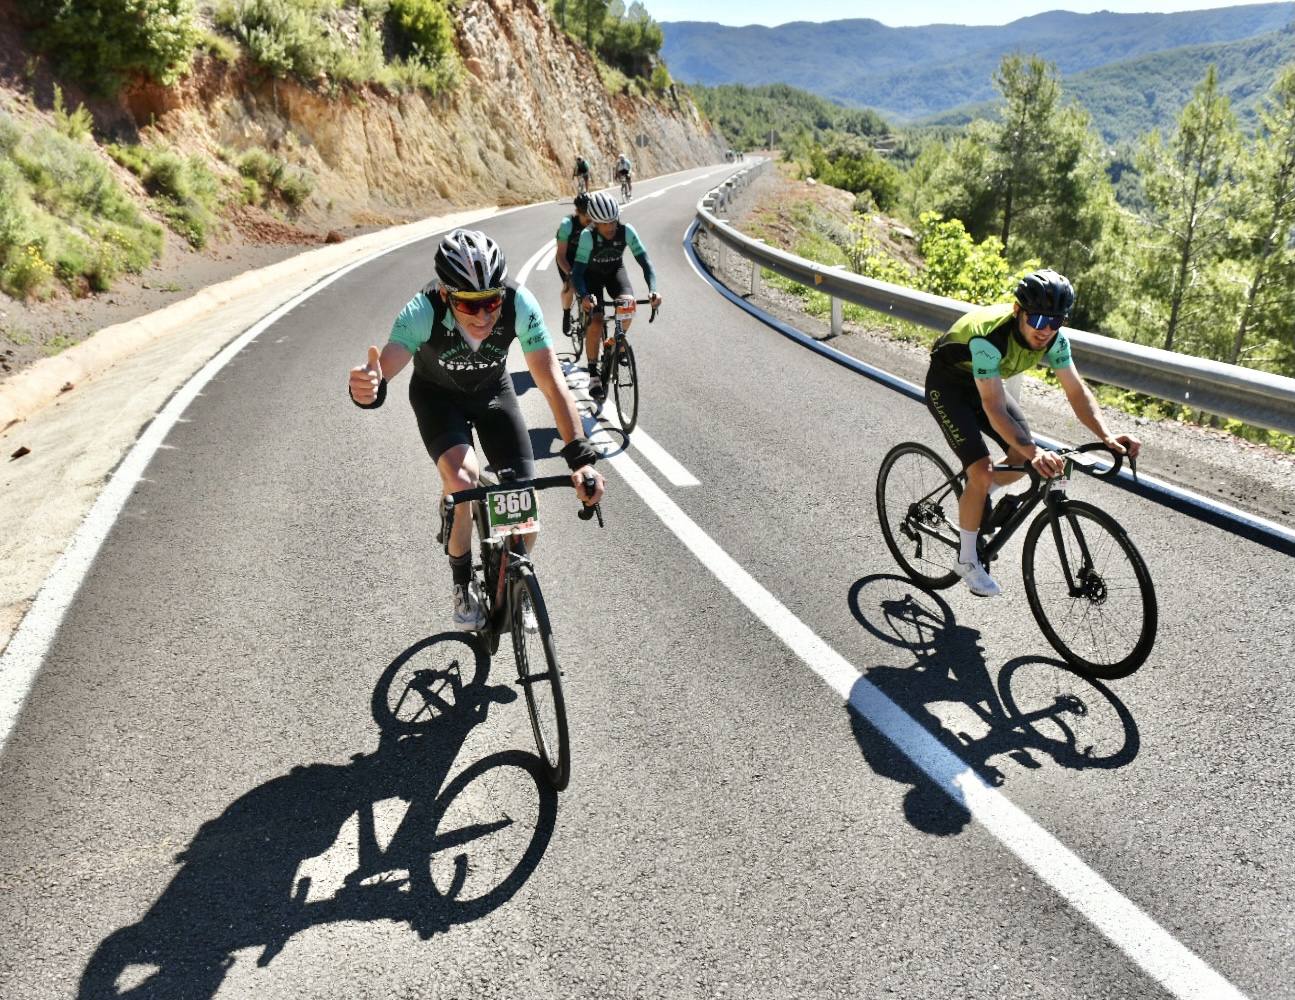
[348,229,605,630]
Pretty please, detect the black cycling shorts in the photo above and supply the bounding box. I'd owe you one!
[584,265,633,308]
[408,374,536,479]
[924,367,1031,469]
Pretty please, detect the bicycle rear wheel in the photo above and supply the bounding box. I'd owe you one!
[510,565,570,790]
[611,338,639,434]
[1021,500,1157,678]
[875,442,962,589]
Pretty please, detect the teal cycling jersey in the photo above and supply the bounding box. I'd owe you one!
[571,222,657,297]
[930,302,1073,381]
[389,280,552,394]
[555,214,581,264]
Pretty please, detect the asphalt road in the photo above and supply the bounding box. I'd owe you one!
[1,163,1292,1000]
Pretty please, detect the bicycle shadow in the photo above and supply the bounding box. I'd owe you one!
[78,633,558,999]
[845,575,1141,837]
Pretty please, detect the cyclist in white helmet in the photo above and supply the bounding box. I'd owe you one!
[614,152,633,199]
[571,192,661,400]
[347,228,605,630]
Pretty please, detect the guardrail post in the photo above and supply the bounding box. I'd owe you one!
[718,241,729,274]
[830,295,843,337]
[750,244,762,297]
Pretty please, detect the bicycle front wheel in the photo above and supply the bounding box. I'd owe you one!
[612,338,639,434]
[510,566,570,790]
[876,442,963,589]
[567,306,584,361]
[1021,500,1157,678]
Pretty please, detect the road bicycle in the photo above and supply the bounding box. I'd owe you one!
[440,470,604,789]
[575,173,588,196]
[618,173,632,202]
[875,441,1157,678]
[578,296,657,435]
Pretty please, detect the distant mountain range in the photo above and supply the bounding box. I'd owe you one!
[923,23,1295,143]
[661,4,1295,122]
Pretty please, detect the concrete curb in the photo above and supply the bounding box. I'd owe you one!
[0,206,503,432]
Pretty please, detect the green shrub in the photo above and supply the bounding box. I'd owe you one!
[108,143,221,247]
[52,86,94,141]
[235,147,284,188]
[388,0,454,66]
[234,147,312,208]
[916,211,1037,306]
[21,0,200,94]
[215,0,333,80]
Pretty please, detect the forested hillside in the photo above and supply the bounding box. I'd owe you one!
[925,23,1295,143]
[662,4,1295,119]
[741,52,1295,448]
[689,83,888,149]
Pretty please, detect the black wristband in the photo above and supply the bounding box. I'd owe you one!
[350,377,387,409]
[560,437,598,471]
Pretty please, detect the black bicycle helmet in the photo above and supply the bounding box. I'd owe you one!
[574,192,590,214]
[1014,268,1074,317]
[434,229,507,292]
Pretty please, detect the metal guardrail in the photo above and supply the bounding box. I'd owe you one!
[695,164,1295,436]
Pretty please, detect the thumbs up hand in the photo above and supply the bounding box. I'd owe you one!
[349,345,382,405]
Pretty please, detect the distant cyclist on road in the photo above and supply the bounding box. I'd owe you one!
[554,193,592,336]
[571,192,661,400]
[347,229,605,630]
[614,152,633,199]
[573,155,591,195]
[924,268,1141,598]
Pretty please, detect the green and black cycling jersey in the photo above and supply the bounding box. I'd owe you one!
[555,214,582,268]
[571,222,656,298]
[930,302,1073,383]
[389,280,553,395]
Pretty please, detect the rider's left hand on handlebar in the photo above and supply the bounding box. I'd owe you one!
[1105,434,1141,459]
[649,292,662,308]
[572,467,605,505]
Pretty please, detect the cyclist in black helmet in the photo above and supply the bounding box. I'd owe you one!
[555,193,592,335]
[924,268,1141,597]
[347,228,605,630]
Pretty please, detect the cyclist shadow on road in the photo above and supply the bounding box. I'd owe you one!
[844,575,1141,837]
[78,632,558,1000]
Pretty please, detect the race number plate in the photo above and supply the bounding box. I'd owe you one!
[486,487,539,536]
[615,299,637,321]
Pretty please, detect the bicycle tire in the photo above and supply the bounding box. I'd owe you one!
[612,338,639,434]
[1021,499,1157,678]
[510,565,570,790]
[567,304,583,361]
[473,498,502,655]
[876,442,963,589]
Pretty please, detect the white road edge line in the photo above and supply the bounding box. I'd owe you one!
[561,365,699,488]
[556,380,1249,1000]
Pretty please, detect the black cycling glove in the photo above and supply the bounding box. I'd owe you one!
[350,377,387,409]
[560,437,598,471]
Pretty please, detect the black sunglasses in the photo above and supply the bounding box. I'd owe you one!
[1025,313,1065,331]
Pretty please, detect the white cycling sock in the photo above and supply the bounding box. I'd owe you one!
[959,529,979,565]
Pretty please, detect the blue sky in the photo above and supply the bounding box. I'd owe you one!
[648,0,1257,26]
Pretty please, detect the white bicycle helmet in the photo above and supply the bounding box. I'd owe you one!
[434,229,507,291]
[586,192,620,224]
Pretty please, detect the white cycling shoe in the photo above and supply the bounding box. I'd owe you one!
[452,582,487,631]
[955,560,1002,598]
